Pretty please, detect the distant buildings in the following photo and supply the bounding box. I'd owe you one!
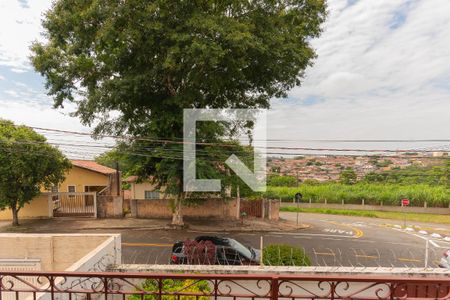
[267,153,447,182]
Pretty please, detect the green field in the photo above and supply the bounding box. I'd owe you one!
[280,206,450,225]
[264,183,450,207]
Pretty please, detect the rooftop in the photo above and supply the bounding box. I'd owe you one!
[71,160,116,175]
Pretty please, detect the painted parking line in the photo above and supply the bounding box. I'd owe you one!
[314,251,335,256]
[122,242,172,247]
[397,257,422,263]
[355,254,378,259]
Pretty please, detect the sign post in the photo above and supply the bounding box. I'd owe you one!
[401,198,409,227]
[295,192,303,228]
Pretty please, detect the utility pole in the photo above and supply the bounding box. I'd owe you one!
[115,162,121,196]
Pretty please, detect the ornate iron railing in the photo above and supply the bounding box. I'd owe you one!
[0,271,449,300]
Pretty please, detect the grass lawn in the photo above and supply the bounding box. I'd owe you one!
[280,206,450,225]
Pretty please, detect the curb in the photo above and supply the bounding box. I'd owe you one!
[77,224,311,233]
[74,224,311,233]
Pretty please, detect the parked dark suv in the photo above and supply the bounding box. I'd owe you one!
[171,236,260,265]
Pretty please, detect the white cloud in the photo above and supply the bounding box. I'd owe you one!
[4,90,19,97]
[0,100,81,130]
[0,0,449,155]
[0,0,52,69]
[268,0,450,146]
[10,68,28,73]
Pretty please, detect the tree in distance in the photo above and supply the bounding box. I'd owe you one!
[0,120,71,226]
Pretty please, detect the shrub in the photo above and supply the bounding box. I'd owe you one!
[129,278,211,300]
[268,175,297,187]
[263,244,311,266]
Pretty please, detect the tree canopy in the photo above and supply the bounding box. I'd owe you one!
[31,0,327,225]
[339,167,357,185]
[0,120,71,225]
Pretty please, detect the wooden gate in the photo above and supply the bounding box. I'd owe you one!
[240,199,263,218]
[51,192,97,218]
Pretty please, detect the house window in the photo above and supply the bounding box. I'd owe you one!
[68,186,76,193]
[144,190,160,200]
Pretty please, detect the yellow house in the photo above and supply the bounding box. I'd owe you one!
[0,160,120,221]
[55,160,118,195]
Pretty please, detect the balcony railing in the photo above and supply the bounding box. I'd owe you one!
[0,271,449,300]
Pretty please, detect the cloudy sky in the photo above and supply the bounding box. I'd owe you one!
[0,0,450,156]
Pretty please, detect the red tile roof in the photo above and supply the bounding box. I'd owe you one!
[71,160,116,175]
[124,175,139,183]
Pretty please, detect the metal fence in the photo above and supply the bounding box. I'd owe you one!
[125,241,447,269]
[0,271,449,300]
[52,192,97,217]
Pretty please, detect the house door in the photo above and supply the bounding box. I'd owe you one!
[84,186,106,206]
[52,192,97,218]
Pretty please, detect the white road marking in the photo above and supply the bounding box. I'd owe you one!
[412,234,440,247]
[323,228,354,236]
[429,240,440,247]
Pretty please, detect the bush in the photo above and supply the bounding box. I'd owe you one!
[263,244,311,266]
[268,175,297,187]
[129,278,211,300]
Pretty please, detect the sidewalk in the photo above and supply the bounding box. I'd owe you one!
[0,217,308,233]
[0,221,9,230]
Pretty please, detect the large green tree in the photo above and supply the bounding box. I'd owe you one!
[0,120,71,226]
[31,0,326,225]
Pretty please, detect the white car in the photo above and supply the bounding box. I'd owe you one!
[439,250,450,268]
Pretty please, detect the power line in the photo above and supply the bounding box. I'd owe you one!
[29,126,450,149]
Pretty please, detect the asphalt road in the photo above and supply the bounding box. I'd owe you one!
[116,212,450,267]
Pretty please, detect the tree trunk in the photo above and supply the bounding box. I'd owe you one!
[11,204,19,226]
[171,194,184,227]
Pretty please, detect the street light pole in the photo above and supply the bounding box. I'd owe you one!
[295,192,302,229]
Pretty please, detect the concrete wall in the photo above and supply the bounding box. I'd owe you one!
[268,199,280,221]
[0,194,51,221]
[281,202,450,215]
[131,198,239,219]
[111,265,450,299]
[0,233,120,271]
[112,264,450,276]
[97,195,123,218]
